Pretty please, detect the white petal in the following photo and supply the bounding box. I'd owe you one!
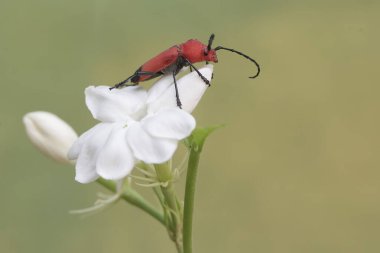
[96,126,135,180]
[126,123,177,164]
[68,123,103,160]
[146,74,173,104]
[141,108,195,140]
[75,123,113,183]
[148,64,213,114]
[85,86,147,122]
[23,111,78,164]
[146,67,190,105]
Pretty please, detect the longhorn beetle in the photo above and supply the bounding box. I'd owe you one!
[110,34,260,108]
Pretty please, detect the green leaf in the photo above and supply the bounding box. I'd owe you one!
[184,125,225,152]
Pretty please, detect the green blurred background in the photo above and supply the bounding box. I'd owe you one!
[1,0,380,252]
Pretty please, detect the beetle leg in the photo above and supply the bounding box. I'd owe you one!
[172,71,182,109]
[110,74,136,90]
[110,71,158,90]
[189,66,193,72]
[182,58,211,86]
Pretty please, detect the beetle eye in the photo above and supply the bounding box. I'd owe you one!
[203,48,208,56]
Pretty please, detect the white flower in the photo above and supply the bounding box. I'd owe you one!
[23,111,78,164]
[68,65,213,183]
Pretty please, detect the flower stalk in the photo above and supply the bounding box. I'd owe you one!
[96,178,165,225]
[182,126,221,253]
[155,161,183,253]
[182,147,201,253]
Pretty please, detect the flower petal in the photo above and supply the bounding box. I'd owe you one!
[85,86,147,122]
[96,125,135,180]
[146,74,173,104]
[23,111,78,164]
[68,123,103,160]
[126,123,177,164]
[75,123,113,183]
[141,108,195,140]
[148,64,213,114]
[146,67,191,105]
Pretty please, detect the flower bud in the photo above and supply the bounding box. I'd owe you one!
[23,111,78,164]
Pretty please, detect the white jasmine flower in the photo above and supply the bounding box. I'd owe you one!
[68,65,213,184]
[23,111,78,164]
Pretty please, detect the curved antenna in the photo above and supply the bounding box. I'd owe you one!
[207,34,215,52]
[214,46,260,79]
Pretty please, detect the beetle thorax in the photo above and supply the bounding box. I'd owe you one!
[180,39,209,64]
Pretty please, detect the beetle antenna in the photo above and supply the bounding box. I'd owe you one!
[214,46,260,79]
[207,34,215,52]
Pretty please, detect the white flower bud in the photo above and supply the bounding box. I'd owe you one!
[23,111,78,164]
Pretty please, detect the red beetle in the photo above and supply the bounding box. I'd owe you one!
[110,34,260,108]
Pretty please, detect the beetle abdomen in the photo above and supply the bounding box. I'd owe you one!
[137,46,180,82]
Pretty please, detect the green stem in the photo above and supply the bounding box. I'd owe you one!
[96,178,165,226]
[155,162,183,253]
[183,148,201,253]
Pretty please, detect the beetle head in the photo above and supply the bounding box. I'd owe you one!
[203,48,218,63]
[203,33,218,63]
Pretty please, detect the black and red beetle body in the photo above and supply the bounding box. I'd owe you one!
[110,34,260,108]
